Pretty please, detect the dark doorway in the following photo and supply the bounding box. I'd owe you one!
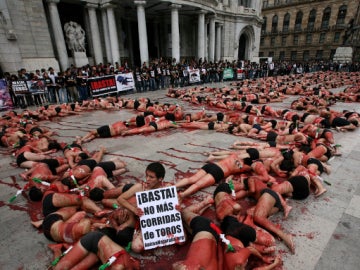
[238,34,247,60]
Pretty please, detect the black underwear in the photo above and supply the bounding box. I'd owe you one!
[78,159,97,171]
[213,182,232,198]
[80,231,104,254]
[202,163,224,183]
[40,159,60,175]
[42,192,59,217]
[96,161,116,177]
[115,226,135,247]
[190,216,219,241]
[149,121,158,131]
[16,152,28,166]
[43,213,62,242]
[287,176,310,200]
[97,125,112,138]
[208,122,215,130]
[260,188,283,211]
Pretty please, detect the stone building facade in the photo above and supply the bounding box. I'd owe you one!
[0,0,263,74]
[259,0,360,62]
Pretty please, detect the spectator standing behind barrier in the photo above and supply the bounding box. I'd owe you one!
[65,69,78,102]
[56,72,67,104]
[76,69,88,101]
[47,67,58,104]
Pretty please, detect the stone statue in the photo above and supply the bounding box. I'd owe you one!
[64,21,86,52]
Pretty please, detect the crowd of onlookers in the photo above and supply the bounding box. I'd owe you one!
[1,57,359,109]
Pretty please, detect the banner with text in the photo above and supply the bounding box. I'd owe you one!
[115,73,135,92]
[136,186,185,250]
[12,80,30,95]
[188,69,201,84]
[88,75,117,97]
[223,68,234,80]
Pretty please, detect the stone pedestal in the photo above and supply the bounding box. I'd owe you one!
[333,47,353,63]
[73,52,89,67]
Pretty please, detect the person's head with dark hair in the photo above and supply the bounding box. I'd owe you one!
[279,159,294,172]
[165,112,175,121]
[143,111,154,117]
[146,162,165,180]
[89,187,104,201]
[135,115,145,127]
[48,141,62,151]
[320,119,331,129]
[61,177,76,189]
[227,124,238,134]
[349,119,358,127]
[29,186,43,201]
[78,152,89,160]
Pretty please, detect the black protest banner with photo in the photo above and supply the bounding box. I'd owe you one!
[11,80,30,95]
[88,75,117,97]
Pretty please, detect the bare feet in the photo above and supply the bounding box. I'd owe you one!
[284,204,293,219]
[283,233,295,254]
[315,187,327,197]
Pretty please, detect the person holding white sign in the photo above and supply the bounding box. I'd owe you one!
[117,162,172,253]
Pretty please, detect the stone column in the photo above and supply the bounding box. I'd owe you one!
[197,10,206,60]
[215,23,222,61]
[135,1,149,65]
[87,3,103,65]
[209,16,216,62]
[105,3,120,65]
[171,4,181,63]
[46,0,68,70]
[101,8,112,63]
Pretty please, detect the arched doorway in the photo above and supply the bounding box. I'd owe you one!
[238,34,247,60]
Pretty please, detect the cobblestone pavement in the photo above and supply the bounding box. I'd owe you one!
[0,84,359,269]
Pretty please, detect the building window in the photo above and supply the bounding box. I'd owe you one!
[306,33,312,44]
[293,35,299,45]
[334,32,341,43]
[259,52,264,57]
[269,51,274,57]
[336,5,347,25]
[291,51,297,61]
[262,17,267,33]
[263,1,268,8]
[295,11,303,31]
[319,33,326,44]
[260,37,265,46]
[279,51,285,60]
[282,36,287,46]
[321,7,331,29]
[272,15,278,33]
[303,50,309,61]
[283,13,290,32]
[239,0,250,7]
[307,9,316,31]
[271,37,276,46]
[316,50,323,60]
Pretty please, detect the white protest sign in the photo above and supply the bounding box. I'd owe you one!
[136,186,185,250]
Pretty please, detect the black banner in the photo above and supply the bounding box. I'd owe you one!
[11,80,30,95]
[88,75,117,97]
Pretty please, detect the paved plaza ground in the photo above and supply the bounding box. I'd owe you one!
[0,82,359,269]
